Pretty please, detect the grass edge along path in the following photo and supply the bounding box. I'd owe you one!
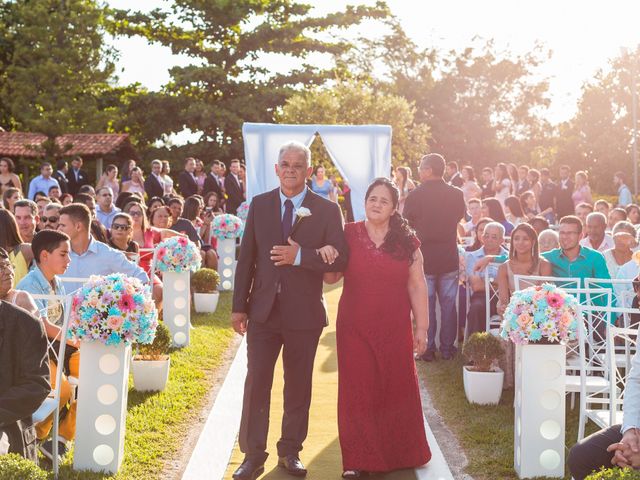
[51,292,236,480]
[417,356,599,480]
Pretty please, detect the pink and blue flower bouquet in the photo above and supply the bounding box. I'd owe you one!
[212,213,244,239]
[154,236,202,273]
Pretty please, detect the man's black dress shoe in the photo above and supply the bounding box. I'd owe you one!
[420,350,436,362]
[441,351,455,360]
[232,458,265,480]
[278,455,307,477]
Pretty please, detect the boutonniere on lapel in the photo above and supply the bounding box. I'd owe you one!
[290,207,312,238]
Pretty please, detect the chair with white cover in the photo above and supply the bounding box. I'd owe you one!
[579,319,637,441]
[31,293,73,478]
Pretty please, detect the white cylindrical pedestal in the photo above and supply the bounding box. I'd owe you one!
[217,238,236,291]
[514,344,565,479]
[163,271,190,347]
[74,341,131,474]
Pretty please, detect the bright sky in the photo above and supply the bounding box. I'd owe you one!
[106,0,640,126]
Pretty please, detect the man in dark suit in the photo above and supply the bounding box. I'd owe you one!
[145,159,165,199]
[404,153,465,362]
[53,159,69,195]
[203,160,224,201]
[67,156,89,197]
[178,157,198,198]
[556,164,575,219]
[231,141,348,479]
[445,161,464,188]
[225,158,245,215]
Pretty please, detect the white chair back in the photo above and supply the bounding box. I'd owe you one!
[483,263,502,334]
[584,277,637,312]
[514,275,581,292]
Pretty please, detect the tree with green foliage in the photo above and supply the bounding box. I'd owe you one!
[109,0,390,161]
[277,79,429,171]
[0,0,117,157]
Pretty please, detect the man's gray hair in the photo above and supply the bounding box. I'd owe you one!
[278,141,311,166]
[586,211,607,225]
[44,203,61,212]
[484,221,506,237]
[151,159,162,167]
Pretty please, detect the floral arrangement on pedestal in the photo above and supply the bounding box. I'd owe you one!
[236,202,250,222]
[212,213,244,239]
[500,283,579,345]
[154,236,202,273]
[69,273,158,346]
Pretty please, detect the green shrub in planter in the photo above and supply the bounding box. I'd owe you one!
[462,332,504,372]
[137,322,171,360]
[586,467,640,479]
[191,268,220,294]
[0,453,48,480]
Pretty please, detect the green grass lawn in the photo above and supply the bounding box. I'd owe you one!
[50,292,236,480]
[418,355,599,480]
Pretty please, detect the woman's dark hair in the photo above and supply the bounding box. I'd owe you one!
[91,219,109,243]
[115,191,143,210]
[59,193,73,204]
[123,201,149,232]
[519,191,535,212]
[508,223,539,273]
[32,230,69,264]
[0,157,15,172]
[203,191,220,210]
[182,196,201,221]
[148,196,165,209]
[504,196,524,218]
[0,210,23,249]
[469,217,493,251]
[2,187,20,209]
[528,168,540,183]
[483,197,507,223]
[365,177,417,263]
[104,164,117,174]
[462,166,476,182]
[149,205,171,226]
[495,163,509,182]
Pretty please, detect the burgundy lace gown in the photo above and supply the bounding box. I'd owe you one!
[337,222,431,472]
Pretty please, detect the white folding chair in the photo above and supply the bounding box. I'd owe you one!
[513,275,581,292]
[484,263,502,335]
[31,294,73,478]
[585,277,636,311]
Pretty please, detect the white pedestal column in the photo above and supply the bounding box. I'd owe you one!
[217,238,236,291]
[514,344,565,479]
[163,271,190,347]
[74,341,131,474]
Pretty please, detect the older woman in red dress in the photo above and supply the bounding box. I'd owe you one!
[324,177,431,478]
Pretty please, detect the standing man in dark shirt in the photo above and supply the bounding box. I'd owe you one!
[445,161,464,188]
[538,167,557,224]
[480,167,494,199]
[556,165,574,219]
[404,153,465,361]
[67,156,89,197]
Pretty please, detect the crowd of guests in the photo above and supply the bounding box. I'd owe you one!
[0,154,248,465]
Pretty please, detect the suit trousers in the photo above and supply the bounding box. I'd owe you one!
[568,424,621,480]
[239,298,323,462]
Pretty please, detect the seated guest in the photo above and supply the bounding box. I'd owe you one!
[59,193,73,206]
[528,215,550,236]
[108,213,139,261]
[150,205,173,229]
[147,196,164,214]
[465,222,508,335]
[519,191,539,219]
[575,202,594,231]
[504,196,525,226]
[41,203,61,231]
[0,210,33,286]
[609,207,627,230]
[168,197,183,225]
[497,223,552,314]
[627,204,640,225]
[594,199,610,217]
[57,203,149,293]
[580,212,614,253]
[48,185,62,203]
[568,286,640,478]
[467,217,493,252]
[0,248,49,462]
[36,197,51,231]
[90,220,109,244]
[173,197,217,269]
[95,187,121,229]
[14,199,38,244]
[538,229,560,253]
[603,221,637,279]
[17,230,78,461]
[76,185,95,198]
[204,191,223,215]
[3,187,22,211]
[481,197,514,235]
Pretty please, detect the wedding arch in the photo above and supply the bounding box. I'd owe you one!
[242,123,392,221]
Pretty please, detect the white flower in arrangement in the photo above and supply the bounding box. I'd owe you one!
[296,207,312,218]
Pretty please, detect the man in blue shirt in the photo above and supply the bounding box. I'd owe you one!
[615,171,634,207]
[95,187,120,229]
[28,163,60,200]
[56,203,148,294]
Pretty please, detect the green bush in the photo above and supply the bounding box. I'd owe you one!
[462,332,504,371]
[191,268,220,293]
[0,453,47,480]
[586,467,640,479]
[137,322,171,360]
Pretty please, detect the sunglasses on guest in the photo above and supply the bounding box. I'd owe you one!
[111,223,131,231]
[42,216,59,223]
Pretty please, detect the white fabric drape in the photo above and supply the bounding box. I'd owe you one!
[242,123,392,221]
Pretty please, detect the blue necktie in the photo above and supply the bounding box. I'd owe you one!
[282,199,294,242]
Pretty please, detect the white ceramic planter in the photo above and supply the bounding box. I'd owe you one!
[463,366,504,405]
[131,357,170,392]
[514,344,566,479]
[216,238,236,291]
[74,341,131,474]
[193,292,220,313]
[163,271,190,348]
